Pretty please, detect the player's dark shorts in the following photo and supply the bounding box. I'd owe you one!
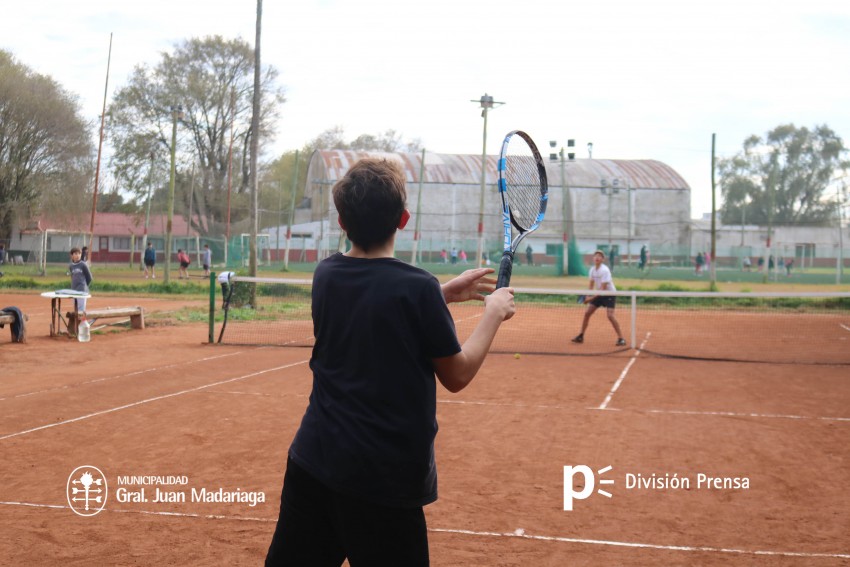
[144,259,155,267]
[590,295,616,308]
[203,264,210,271]
[180,261,190,268]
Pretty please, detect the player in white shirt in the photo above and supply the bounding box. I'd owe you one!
[572,250,626,347]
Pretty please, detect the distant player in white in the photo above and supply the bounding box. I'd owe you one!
[572,250,626,347]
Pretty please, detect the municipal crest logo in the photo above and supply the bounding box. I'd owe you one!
[67,466,108,516]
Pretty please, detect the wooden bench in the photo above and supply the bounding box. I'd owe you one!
[0,310,28,342]
[67,307,145,331]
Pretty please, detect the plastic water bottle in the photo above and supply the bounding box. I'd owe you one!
[78,316,91,342]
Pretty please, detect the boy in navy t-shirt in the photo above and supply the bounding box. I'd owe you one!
[68,247,92,313]
[265,158,515,566]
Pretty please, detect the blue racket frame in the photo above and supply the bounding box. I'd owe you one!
[496,130,548,289]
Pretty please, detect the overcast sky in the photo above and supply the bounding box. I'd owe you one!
[5,0,850,218]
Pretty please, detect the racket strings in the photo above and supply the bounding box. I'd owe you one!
[504,154,543,230]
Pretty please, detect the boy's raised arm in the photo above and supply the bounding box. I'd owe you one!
[432,287,515,393]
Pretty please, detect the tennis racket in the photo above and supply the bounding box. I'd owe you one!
[577,295,586,304]
[496,130,548,289]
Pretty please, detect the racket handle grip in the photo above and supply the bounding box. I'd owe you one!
[496,251,514,289]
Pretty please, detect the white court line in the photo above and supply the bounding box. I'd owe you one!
[0,350,250,402]
[840,323,850,332]
[598,332,651,410]
[429,527,850,560]
[640,408,850,423]
[0,359,309,441]
[439,399,578,411]
[0,501,270,523]
[3,501,847,560]
[200,390,308,399]
[441,400,849,423]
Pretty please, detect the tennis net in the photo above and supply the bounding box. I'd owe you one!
[213,276,850,365]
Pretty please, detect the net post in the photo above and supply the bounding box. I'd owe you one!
[630,292,636,348]
[208,271,216,344]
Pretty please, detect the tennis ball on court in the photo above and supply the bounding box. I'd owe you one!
[514,353,521,359]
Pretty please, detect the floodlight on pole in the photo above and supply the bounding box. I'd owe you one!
[471,93,504,267]
[552,138,576,276]
[601,177,620,256]
[164,104,184,285]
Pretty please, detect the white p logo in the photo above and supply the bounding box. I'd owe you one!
[563,465,613,511]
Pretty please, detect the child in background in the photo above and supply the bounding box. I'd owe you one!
[177,249,191,279]
[69,247,92,313]
[202,244,212,277]
[143,242,157,279]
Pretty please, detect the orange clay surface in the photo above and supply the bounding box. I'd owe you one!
[1,291,848,566]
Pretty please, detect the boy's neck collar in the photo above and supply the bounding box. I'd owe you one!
[344,237,396,259]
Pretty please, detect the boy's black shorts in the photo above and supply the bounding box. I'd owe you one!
[265,457,429,566]
[590,295,616,308]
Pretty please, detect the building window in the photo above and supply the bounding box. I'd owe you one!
[795,243,816,259]
[114,237,131,251]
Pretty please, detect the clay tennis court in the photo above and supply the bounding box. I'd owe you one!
[1,290,848,566]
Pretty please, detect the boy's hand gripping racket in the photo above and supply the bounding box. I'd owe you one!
[496,130,548,289]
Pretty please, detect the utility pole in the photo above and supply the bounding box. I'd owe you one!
[411,148,426,266]
[551,139,575,276]
[141,151,155,270]
[88,32,112,265]
[164,104,183,284]
[710,133,717,286]
[284,150,299,271]
[471,94,504,266]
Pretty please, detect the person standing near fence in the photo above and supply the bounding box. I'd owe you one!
[68,247,92,313]
[202,244,212,277]
[177,249,191,279]
[695,252,704,275]
[143,242,157,279]
[571,250,626,347]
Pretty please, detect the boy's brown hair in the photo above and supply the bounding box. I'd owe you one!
[332,158,407,252]
[70,247,81,255]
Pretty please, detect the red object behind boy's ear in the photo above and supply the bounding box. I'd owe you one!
[398,209,411,230]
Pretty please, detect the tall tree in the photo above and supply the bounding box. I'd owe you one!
[302,126,423,154]
[719,124,849,226]
[0,50,94,238]
[108,36,284,235]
